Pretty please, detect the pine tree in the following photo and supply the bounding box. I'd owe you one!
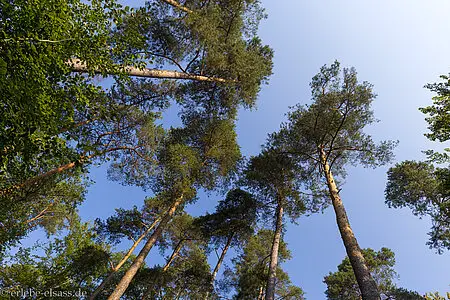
[270,61,397,299]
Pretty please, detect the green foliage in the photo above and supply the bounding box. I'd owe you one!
[244,149,312,221]
[386,161,450,252]
[95,204,156,246]
[195,188,258,248]
[147,104,242,206]
[0,218,111,297]
[159,212,204,254]
[137,242,213,299]
[424,292,450,300]
[421,75,450,144]
[0,0,119,185]
[0,175,87,253]
[223,229,304,300]
[1,0,272,253]
[324,248,398,300]
[271,61,397,182]
[420,74,450,163]
[384,74,450,254]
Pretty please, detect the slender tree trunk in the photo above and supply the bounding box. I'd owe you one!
[162,240,184,272]
[204,234,233,299]
[320,150,380,300]
[265,199,284,300]
[141,243,181,300]
[68,59,228,83]
[141,240,184,300]
[89,217,161,300]
[211,234,233,283]
[107,195,184,300]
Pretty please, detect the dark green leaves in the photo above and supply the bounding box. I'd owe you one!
[273,61,397,180]
[422,75,450,143]
[324,248,397,300]
[386,161,450,253]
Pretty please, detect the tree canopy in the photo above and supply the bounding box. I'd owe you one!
[1,0,449,298]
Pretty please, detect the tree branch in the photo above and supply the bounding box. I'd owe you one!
[326,100,350,161]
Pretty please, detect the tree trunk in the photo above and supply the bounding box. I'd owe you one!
[320,150,380,300]
[161,0,193,13]
[162,240,184,272]
[204,234,233,299]
[68,59,228,83]
[211,234,233,283]
[265,199,284,300]
[89,216,161,299]
[0,160,78,198]
[107,195,184,300]
[257,286,265,300]
[141,240,184,300]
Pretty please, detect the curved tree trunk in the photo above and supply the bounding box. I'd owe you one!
[107,195,184,300]
[320,150,380,300]
[89,216,161,299]
[265,199,284,300]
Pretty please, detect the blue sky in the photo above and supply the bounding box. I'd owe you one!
[74,0,450,298]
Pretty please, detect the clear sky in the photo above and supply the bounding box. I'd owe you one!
[75,0,450,298]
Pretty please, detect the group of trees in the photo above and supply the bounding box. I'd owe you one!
[0,0,448,299]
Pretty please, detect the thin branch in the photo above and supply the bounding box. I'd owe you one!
[26,203,55,225]
[185,48,202,72]
[326,100,351,162]
[58,117,99,135]
[133,51,186,73]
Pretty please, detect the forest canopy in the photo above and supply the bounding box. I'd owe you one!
[0,0,449,299]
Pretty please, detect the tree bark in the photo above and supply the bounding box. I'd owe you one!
[257,286,265,300]
[0,160,78,198]
[205,234,234,300]
[89,217,161,299]
[107,195,184,300]
[265,199,284,300]
[320,149,380,300]
[162,240,184,272]
[204,234,233,299]
[140,240,183,300]
[211,234,233,284]
[68,59,228,83]
[161,0,193,13]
